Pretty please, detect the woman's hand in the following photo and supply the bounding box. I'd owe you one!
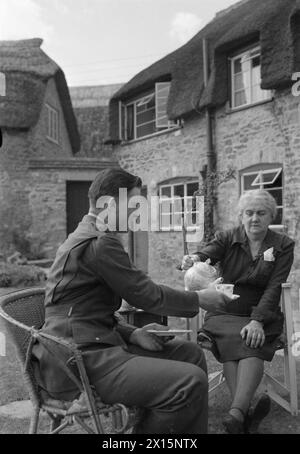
[181,254,200,270]
[129,323,173,351]
[240,321,265,348]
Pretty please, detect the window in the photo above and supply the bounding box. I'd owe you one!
[46,104,59,143]
[230,46,272,109]
[120,82,178,141]
[0,73,6,96]
[241,167,283,225]
[159,181,199,231]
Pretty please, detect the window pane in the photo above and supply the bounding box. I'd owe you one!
[252,55,260,68]
[126,105,134,140]
[136,93,154,108]
[234,90,248,107]
[267,189,283,206]
[173,212,183,229]
[263,171,282,189]
[161,213,172,230]
[161,199,172,214]
[136,108,155,126]
[234,71,250,91]
[252,85,266,103]
[136,121,156,138]
[187,182,199,196]
[272,208,283,225]
[121,104,126,140]
[174,185,184,198]
[252,64,261,86]
[161,187,171,197]
[173,197,183,214]
[233,58,242,74]
[243,173,259,190]
[156,82,170,128]
[261,170,281,185]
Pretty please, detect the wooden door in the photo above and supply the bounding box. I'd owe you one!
[66,181,92,235]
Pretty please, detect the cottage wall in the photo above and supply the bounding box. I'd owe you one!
[30,78,73,159]
[0,78,100,258]
[112,89,300,305]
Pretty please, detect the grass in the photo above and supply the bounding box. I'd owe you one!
[1,288,300,434]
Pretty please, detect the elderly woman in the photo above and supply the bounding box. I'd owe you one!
[182,190,294,434]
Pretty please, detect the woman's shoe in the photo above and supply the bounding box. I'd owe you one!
[222,408,245,434]
[246,394,271,433]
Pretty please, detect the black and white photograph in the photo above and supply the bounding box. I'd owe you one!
[0,0,299,438]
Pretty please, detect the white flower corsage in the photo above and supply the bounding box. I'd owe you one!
[263,247,275,262]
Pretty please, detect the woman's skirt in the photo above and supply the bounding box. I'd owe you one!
[201,313,284,363]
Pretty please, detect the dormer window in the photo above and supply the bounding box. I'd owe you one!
[0,72,6,96]
[46,104,59,144]
[230,46,272,109]
[119,82,178,141]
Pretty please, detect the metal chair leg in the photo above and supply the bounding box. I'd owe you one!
[29,407,40,434]
[49,415,64,433]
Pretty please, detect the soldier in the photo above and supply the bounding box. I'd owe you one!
[33,168,235,434]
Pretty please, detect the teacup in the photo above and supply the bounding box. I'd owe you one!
[215,284,234,297]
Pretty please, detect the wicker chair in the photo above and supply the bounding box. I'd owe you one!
[0,287,137,434]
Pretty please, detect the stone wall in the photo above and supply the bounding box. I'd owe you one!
[112,89,300,304]
[0,78,101,258]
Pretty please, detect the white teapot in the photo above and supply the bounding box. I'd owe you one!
[184,259,218,291]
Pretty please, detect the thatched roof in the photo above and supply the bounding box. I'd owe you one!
[70,84,123,108]
[0,38,80,153]
[108,0,300,141]
[68,84,122,157]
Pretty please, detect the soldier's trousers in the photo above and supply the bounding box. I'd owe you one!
[93,339,208,434]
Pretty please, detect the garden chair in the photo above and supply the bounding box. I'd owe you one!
[0,287,137,434]
[192,283,298,416]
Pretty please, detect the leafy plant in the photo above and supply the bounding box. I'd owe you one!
[0,263,46,288]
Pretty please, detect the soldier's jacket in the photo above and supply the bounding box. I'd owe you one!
[33,215,199,396]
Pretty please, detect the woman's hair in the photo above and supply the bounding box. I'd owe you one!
[237,189,277,221]
[88,168,142,205]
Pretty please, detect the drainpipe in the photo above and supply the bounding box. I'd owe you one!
[202,38,216,241]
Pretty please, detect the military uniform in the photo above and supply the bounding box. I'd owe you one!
[32,215,208,434]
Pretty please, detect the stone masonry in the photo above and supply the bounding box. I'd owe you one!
[112,88,300,307]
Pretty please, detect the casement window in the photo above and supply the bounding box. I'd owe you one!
[0,73,6,96]
[46,104,59,143]
[119,82,178,141]
[159,181,199,231]
[241,166,283,226]
[230,46,272,109]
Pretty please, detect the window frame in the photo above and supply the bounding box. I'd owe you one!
[46,103,60,144]
[240,166,284,228]
[229,46,272,109]
[0,72,6,97]
[159,180,199,232]
[120,82,178,141]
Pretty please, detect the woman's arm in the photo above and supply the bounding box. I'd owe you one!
[250,238,295,325]
[194,230,229,265]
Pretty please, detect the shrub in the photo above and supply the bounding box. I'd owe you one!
[0,263,46,288]
[11,230,48,260]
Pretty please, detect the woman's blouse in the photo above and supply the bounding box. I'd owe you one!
[196,226,295,325]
